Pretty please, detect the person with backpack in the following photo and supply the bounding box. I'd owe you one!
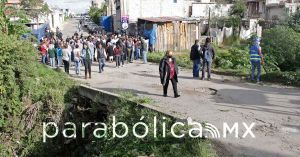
[250,37,264,83]
[81,43,93,79]
[96,43,107,73]
[190,40,202,78]
[56,44,63,67]
[159,50,180,98]
[201,37,215,81]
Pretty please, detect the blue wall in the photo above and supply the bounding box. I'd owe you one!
[100,16,112,32]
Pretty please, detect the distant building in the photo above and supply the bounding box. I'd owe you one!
[5,0,21,8]
[112,0,201,33]
[91,0,105,8]
[246,0,300,21]
[4,0,21,17]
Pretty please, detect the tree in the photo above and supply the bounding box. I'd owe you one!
[228,0,247,36]
[287,8,300,33]
[89,4,107,25]
[20,0,50,26]
[0,0,30,35]
[262,26,300,71]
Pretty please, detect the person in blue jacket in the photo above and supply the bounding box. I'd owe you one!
[250,37,264,83]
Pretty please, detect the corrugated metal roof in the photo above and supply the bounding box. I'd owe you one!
[138,17,183,23]
[6,0,20,3]
[138,16,202,23]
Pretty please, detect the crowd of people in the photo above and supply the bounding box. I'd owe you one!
[38,23,263,98]
[39,28,150,79]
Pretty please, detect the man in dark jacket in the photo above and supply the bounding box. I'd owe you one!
[201,37,215,81]
[159,51,180,98]
[190,40,202,78]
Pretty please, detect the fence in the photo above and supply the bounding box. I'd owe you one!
[154,22,200,52]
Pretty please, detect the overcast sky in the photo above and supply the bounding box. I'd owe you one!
[45,0,91,13]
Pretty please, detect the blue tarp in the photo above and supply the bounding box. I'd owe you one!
[100,16,112,32]
[143,24,157,46]
[32,23,50,42]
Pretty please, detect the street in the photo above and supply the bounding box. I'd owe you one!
[63,18,300,157]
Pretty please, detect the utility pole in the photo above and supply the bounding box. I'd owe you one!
[208,7,211,36]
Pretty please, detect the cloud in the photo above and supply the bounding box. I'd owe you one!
[45,0,91,13]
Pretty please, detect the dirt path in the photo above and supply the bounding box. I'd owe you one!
[62,19,300,157]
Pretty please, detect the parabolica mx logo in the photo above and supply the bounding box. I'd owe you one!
[42,116,256,142]
[187,117,256,139]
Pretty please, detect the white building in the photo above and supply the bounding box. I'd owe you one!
[114,0,194,31]
[91,0,105,8]
[191,2,233,18]
[48,8,64,31]
[247,0,300,20]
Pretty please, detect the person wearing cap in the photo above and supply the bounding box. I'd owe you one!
[250,37,264,83]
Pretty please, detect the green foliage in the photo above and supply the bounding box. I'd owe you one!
[228,0,246,35]
[85,98,218,157]
[0,33,75,156]
[262,26,300,71]
[287,8,300,33]
[20,0,49,18]
[1,1,31,36]
[5,6,31,35]
[88,4,107,24]
[262,71,300,86]
[214,47,250,71]
[148,52,193,69]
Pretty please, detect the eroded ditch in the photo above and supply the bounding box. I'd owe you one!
[41,86,220,157]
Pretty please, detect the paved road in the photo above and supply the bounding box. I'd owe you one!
[62,18,300,157]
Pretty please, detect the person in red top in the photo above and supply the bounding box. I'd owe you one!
[114,44,122,68]
[159,51,180,98]
[40,40,48,64]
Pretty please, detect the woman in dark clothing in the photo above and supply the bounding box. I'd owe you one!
[107,42,114,62]
[81,43,92,79]
[159,51,180,98]
[96,43,107,73]
[114,44,122,68]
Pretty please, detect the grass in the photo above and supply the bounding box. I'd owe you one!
[148,49,300,86]
[148,50,249,76]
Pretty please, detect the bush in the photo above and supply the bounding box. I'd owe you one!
[0,34,75,156]
[262,26,300,71]
[262,71,300,86]
[215,47,250,70]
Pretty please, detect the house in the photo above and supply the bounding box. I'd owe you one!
[246,0,300,21]
[191,1,233,18]
[4,0,21,18]
[27,7,64,40]
[91,0,105,8]
[47,8,65,31]
[265,0,300,21]
[246,0,266,19]
[113,0,193,33]
[5,0,21,8]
